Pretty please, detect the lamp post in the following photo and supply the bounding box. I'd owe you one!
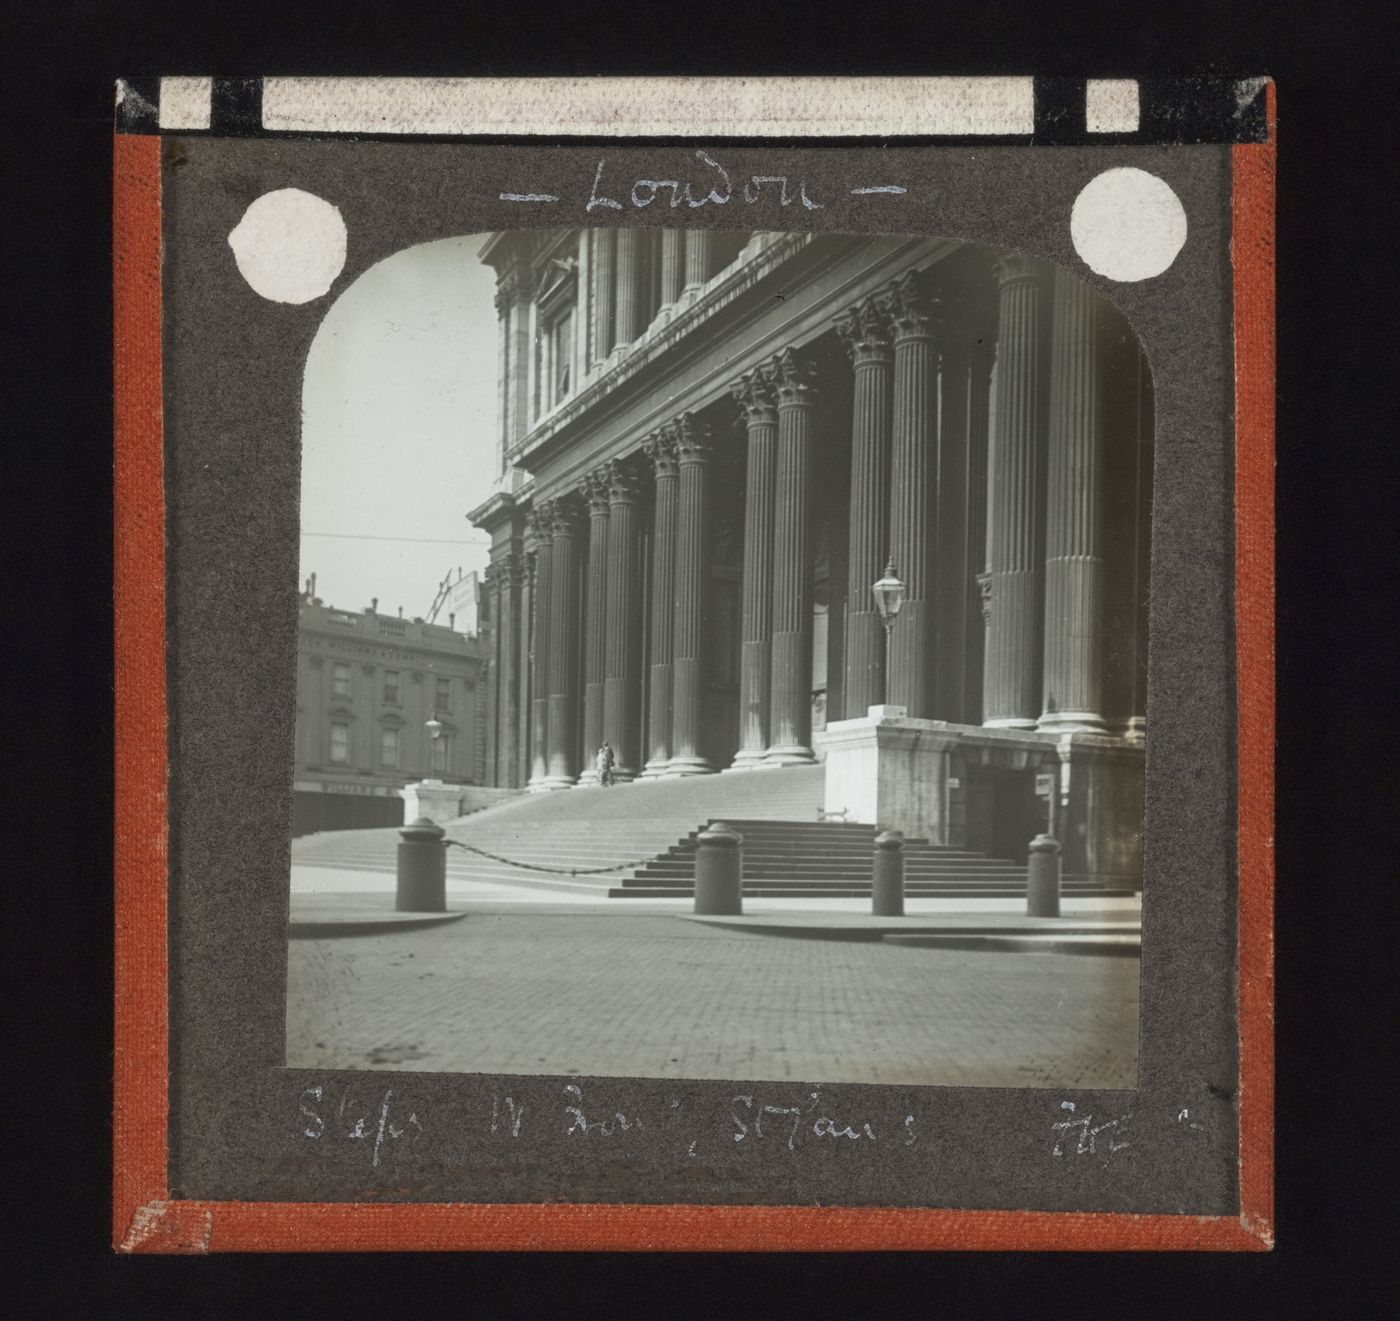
[425,716,443,778]
[871,559,907,706]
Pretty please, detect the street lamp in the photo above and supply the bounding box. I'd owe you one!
[425,717,444,778]
[872,558,906,703]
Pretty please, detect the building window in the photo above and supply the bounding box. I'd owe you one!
[435,676,452,714]
[431,734,450,774]
[549,305,574,404]
[383,670,400,704]
[536,247,578,414]
[332,661,352,698]
[329,722,350,763]
[380,726,400,768]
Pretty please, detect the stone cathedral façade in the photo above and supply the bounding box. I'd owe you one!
[469,228,1151,888]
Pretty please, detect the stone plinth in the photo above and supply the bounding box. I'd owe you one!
[814,712,957,842]
[400,780,465,827]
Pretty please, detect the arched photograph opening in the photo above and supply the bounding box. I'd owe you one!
[287,227,1152,1091]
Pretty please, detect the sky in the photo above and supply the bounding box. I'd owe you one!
[299,234,500,622]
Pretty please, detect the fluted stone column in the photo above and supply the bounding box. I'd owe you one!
[936,328,971,723]
[494,277,514,468]
[983,254,1050,728]
[497,552,520,788]
[517,550,534,787]
[641,430,678,775]
[510,267,534,445]
[603,459,646,778]
[1040,265,1109,732]
[729,365,778,767]
[543,496,586,788]
[684,231,714,293]
[615,229,646,347]
[837,295,894,716]
[578,471,611,781]
[964,339,994,724]
[882,269,939,718]
[668,415,715,775]
[660,230,686,306]
[483,563,500,784]
[768,348,819,764]
[526,508,553,788]
[592,229,616,364]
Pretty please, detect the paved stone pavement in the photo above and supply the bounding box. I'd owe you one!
[287,912,1138,1088]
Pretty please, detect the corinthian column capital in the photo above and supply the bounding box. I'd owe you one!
[836,295,893,365]
[880,268,939,340]
[527,499,557,542]
[670,413,715,464]
[605,457,647,504]
[642,428,679,479]
[993,251,1043,286]
[550,491,588,537]
[729,364,779,425]
[771,347,818,407]
[579,467,612,516]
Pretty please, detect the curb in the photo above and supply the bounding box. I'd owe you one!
[288,910,470,940]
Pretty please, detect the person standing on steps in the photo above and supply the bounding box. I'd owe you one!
[596,742,615,787]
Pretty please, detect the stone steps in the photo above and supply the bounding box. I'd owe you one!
[289,765,1134,903]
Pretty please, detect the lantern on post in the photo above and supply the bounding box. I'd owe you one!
[425,717,444,776]
[871,559,907,702]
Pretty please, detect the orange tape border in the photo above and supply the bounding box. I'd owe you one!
[113,96,1275,1251]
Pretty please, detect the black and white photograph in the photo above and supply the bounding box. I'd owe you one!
[285,224,1152,1090]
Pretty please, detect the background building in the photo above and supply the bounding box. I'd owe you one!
[469,229,1151,887]
[292,584,488,835]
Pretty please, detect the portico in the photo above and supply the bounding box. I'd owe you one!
[470,230,1151,887]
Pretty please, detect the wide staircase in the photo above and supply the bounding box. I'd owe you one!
[291,765,827,896]
[290,765,1135,900]
[611,820,1131,899]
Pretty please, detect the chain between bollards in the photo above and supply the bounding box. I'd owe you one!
[443,837,661,877]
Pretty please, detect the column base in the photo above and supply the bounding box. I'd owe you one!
[1037,711,1108,735]
[662,756,715,777]
[638,759,671,778]
[764,745,817,766]
[535,775,578,792]
[725,749,770,771]
[576,770,602,786]
[1118,715,1147,744]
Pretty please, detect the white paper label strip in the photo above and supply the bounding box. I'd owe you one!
[1085,80,1141,134]
[159,76,214,131]
[260,76,1036,137]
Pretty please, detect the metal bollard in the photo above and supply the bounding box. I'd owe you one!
[397,816,447,912]
[694,822,744,915]
[1026,834,1062,917]
[872,829,906,916]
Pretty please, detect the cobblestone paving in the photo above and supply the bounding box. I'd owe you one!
[287,913,1138,1088]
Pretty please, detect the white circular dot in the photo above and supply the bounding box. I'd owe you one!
[227,188,347,304]
[1070,168,1187,282]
